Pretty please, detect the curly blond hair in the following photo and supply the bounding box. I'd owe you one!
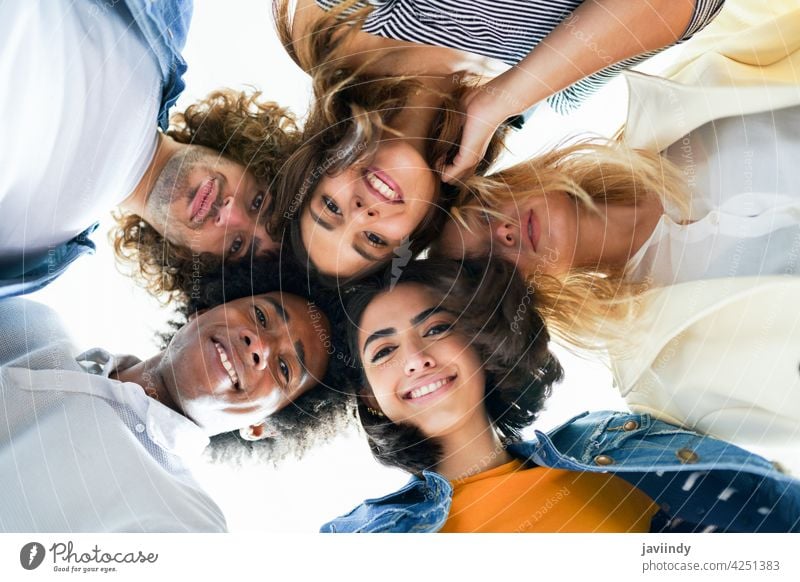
[111,89,299,301]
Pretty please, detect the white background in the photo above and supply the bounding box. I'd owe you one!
[25,0,683,531]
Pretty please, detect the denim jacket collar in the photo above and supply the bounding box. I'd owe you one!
[321,411,800,533]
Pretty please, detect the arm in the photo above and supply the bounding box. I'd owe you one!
[442,0,699,183]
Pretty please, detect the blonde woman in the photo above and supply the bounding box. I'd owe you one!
[434,3,800,471]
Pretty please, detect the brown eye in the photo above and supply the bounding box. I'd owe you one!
[278,358,290,382]
[254,306,267,327]
[322,196,341,216]
[364,232,387,247]
[229,236,244,257]
[251,191,265,211]
[371,345,396,363]
[424,323,453,337]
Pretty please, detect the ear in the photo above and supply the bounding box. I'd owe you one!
[238,421,277,442]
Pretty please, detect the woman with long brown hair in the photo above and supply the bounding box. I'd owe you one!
[277,0,724,182]
[270,4,508,282]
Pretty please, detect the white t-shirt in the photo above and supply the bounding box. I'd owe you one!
[0,0,160,260]
[626,105,800,287]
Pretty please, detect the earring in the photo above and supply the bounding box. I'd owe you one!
[239,423,279,441]
[366,406,385,418]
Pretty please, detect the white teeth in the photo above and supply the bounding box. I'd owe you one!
[366,172,399,200]
[408,378,450,400]
[214,342,239,386]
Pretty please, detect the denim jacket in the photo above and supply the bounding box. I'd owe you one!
[321,411,800,533]
[0,0,193,300]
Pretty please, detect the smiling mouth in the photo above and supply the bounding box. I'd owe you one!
[190,177,218,224]
[404,375,456,400]
[213,341,240,389]
[364,167,404,203]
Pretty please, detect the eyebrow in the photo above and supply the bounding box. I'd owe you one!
[309,208,335,232]
[411,306,447,326]
[264,296,289,323]
[361,306,450,354]
[362,327,397,354]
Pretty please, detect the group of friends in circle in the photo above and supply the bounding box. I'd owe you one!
[2,0,800,533]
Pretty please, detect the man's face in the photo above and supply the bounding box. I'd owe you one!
[159,292,331,436]
[142,144,280,260]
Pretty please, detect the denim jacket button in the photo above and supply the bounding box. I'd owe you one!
[623,420,639,431]
[594,455,615,466]
[676,448,700,463]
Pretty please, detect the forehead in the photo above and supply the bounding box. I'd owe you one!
[275,291,331,358]
[359,284,439,333]
[300,206,379,277]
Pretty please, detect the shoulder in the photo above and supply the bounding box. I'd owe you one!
[0,298,76,367]
[320,472,451,533]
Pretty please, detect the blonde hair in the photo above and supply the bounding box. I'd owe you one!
[443,139,690,352]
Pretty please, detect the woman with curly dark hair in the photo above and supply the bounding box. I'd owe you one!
[321,257,800,533]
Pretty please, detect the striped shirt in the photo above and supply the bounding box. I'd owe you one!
[316,0,725,113]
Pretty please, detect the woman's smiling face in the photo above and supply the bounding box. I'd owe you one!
[300,139,439,278]
[357,283,487,438]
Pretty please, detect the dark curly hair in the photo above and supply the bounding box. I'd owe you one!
[270,1,508,285]
[161,253,358,465]
[112,88,299,301]
[343,257,564,475]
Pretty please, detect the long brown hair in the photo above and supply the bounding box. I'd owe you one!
[270,0,507,282]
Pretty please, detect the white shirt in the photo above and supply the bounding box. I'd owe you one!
[0,299,226,532]
[0,0,160,260]
[626,105,800,287]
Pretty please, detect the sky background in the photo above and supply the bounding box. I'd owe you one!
[27,0,684,531]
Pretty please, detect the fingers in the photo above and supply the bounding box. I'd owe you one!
[440,118,494,184]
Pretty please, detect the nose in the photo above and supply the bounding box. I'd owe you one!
[493,221,517,248]
[215,196,246,228]
[240,328,270,371]
[404,345,436,376]
[351,194,381,223]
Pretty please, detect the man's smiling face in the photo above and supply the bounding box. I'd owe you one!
[157,292,331,436]
[142,144,280,261]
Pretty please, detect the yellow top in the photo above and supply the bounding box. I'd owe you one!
[440,459,659,533]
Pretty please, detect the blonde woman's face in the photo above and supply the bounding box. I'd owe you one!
[438,191,580,278]
[300,139,439,277]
